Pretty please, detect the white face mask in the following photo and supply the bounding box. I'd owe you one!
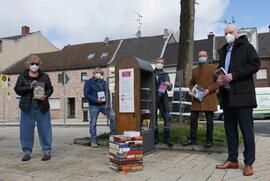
[30,64,39,72]
[225,33,236,44]
[95,73,101,79]
[198,57,207,64]
[156,63,164,70]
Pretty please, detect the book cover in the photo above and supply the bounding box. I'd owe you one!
[33,82,45,100]
[142,119,151,130]
[190,84,206,101]
[215,67,227,82]
[158,82,168,94]
[123,131,140,137]
[97,91,106,102]
[109,142,129,150]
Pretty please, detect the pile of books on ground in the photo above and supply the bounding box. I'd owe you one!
[109,131,143,173]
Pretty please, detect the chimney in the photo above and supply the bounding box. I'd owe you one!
[163,28,169,38]
[208,32,214,39]
[21,26,30,36]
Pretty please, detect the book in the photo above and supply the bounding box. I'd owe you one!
[123,131,140,137]
[97,91,106,102]
[158,82,168,94]
[214,67,227,82]
[109,142,129,150]
[142,119,150,130]
[190,84,206,101]
[33,82,45,100]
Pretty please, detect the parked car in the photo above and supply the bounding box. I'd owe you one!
[214,87,270,120]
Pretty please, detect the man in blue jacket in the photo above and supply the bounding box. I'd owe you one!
[84,67,115,147]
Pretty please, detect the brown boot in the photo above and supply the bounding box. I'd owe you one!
[243,165,253,176]
[216,161,239,169]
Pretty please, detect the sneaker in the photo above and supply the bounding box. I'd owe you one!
[182,139,196,146]
[41,154,51,161]
[204,141,213,148]
[22,154,31,161]
[91,142,98,148]
[164,141,174,148]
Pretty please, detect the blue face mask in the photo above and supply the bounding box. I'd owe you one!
[199,57,207,64]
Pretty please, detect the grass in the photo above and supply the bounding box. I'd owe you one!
[96,120,244,147]
[158,120,243,147]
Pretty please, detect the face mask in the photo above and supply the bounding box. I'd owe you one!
[156,63,163,70]
[95,73,101,79]
[30,64,39,72]
[225,33,236,44]
[198,57,207,64]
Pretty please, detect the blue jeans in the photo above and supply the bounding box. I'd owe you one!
[20,100,52,155]
[89,104,115,142]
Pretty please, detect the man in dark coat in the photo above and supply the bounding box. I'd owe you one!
[215,24,260,176]
[154,58,173,147]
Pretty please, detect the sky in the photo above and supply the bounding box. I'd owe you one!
[0,0,269,48]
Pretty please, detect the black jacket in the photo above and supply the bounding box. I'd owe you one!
[14,69,54,112]
[154,68,172,111]
[218,35,260,108]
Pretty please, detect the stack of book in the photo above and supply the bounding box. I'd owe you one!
[109,131,143,173]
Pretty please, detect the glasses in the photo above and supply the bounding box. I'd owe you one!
[30,63,39,66]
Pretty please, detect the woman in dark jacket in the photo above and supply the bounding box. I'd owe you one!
[14,55,54,161]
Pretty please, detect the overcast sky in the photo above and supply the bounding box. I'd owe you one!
[0,0,268,48]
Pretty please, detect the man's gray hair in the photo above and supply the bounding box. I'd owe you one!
[225,23,238,31]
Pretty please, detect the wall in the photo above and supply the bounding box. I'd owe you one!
[0,32,58,72]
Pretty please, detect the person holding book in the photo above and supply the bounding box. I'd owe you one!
[154,58,173,147]
[84,67,115,148]
[183,51,218,148]
[215,24,260,176]
[14,55,54,161]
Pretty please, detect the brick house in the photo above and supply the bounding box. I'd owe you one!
[3,40,120,120]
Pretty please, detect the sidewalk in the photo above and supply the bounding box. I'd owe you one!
[0,127,270,180]
[0,118,108,127]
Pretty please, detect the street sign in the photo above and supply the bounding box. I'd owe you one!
[0,74,10,91]
[58,72,69,85]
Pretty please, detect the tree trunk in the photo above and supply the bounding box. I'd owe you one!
[176,0,195,87]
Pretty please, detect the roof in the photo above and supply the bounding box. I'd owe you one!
[193,37,214,61]
[258,32,270,57]
[112,35,167,64]
[0,33,34,40]
[4,40,120,74]
[163,37,214,66]
[163,43,178,66]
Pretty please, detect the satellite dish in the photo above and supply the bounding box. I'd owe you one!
[104,37,110,44]
[135,30,141,38]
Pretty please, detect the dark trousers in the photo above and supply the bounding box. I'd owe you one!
[223,90,255,165]
[155,101,171,143]
[189,111,214,142]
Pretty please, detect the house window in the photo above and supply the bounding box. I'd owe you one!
[87,53,95,60]
[100,52,109,60]
[82,97,89,108]
[49,98,61,110]
[256,69,267,80]
[81,72,88,81]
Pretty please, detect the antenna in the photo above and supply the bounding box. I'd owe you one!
[231,16,235,24]
[216,18,228,24]
[104,37,110,44]
[134,11,143,37]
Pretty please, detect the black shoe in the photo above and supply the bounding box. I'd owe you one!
[165,141,174,148]
[204,141,213,148]
[41,154,51,161]
[22,154,31,161]
[182,140,196,146]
